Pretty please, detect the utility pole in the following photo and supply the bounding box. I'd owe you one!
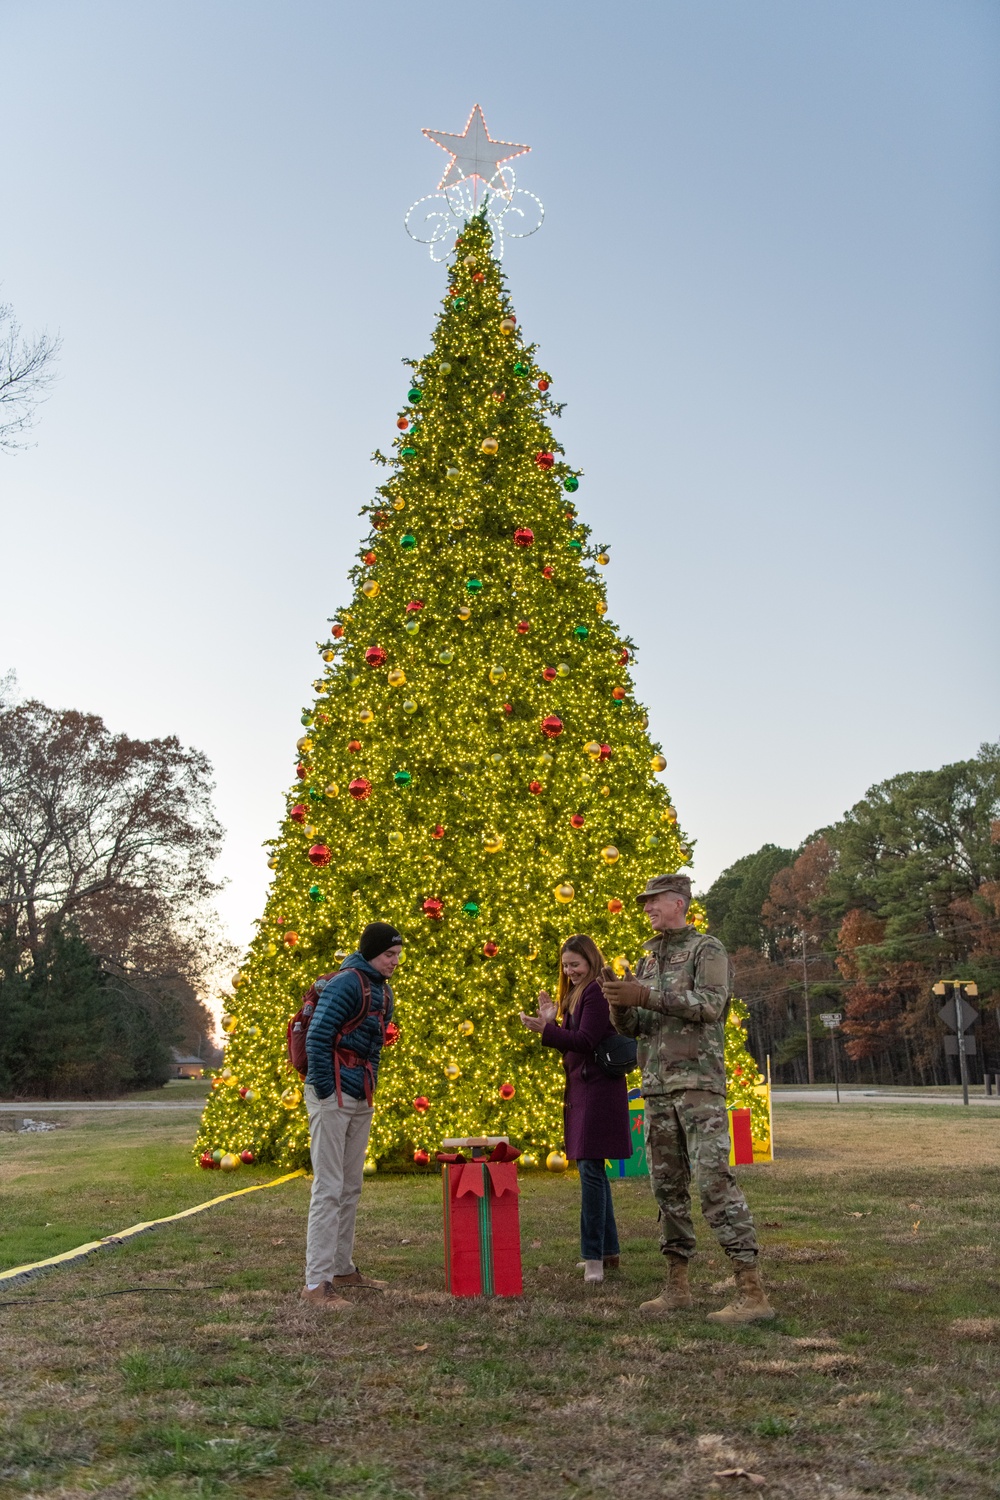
[802,929,814,1084]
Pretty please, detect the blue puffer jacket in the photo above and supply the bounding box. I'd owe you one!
[304,952,394,1103]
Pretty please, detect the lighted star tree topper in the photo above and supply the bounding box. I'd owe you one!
[197,126,707,1172]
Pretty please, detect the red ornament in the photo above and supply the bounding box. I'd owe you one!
[413,1096,430,1114]
[372,510,391,530]
[598,743,612,762]
[199,1152,215,1170]
[363,551,376,566]
[570,813,585,829]
[385,1021,400,1047]
[290,804,307,823]
[431,824,445,839]
[365,645,387,667]
[284,930,299,946]
[308,843,331,867]
[348,778,371,800]
[296,763,306,780]
[413,1148,431,1164]
[528,780,543,795]
[499,1082,516,1100]
[331,623,345,639]
[516,620,531,634]
[618,649,630,665]
[315,711,329,725]
[405,600,424,612]
[612,686,626,700]
[423,897,444,920]
[537,378,550,391]
[542,565,554,580]
[503,702,513,715]
[240,1149,254,1164]
[541,715,563,739]
[513,527,535,548]
[473,271,485,283]
[347,739,362,754]
[482,941,499,958]
[396,417,409,430]
[535,452,555,469]
[607,899,623,914]
[238,1086,249,1098]
[542,666,557,682]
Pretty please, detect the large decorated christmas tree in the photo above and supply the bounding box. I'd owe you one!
[197,178,762,1170]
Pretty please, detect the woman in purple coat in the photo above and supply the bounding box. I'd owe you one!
[520,934,632,1283]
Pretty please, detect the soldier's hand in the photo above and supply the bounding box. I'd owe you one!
[600,977,650,1009]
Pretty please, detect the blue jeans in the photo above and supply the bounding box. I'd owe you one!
[578,1158,620,1260]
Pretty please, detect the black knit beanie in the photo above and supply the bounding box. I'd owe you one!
[359,922,404,961]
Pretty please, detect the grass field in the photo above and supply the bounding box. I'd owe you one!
[1,1101,999,1498]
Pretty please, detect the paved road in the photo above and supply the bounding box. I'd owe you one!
[773,1089,1000,1107]
[0,1101,205,1112]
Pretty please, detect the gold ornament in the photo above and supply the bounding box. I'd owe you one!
[440,362,452,374]
[334,949,349,964]
[387,668,406,688]
[303,824,316,837]
[526,948,539,961]
[458,1019,475,1036]
[584,741,602,760]
[362,579,380,598]
[651,753,667,772]
[600,785,610,796]
[450,513,465,527]
[597,553,610,565]
[483,832,505,854]
[537,751,554,767]
[296,735,312,753]
[402,700,418,714]
[325,783,339,798]
[556,662,571,677]
[322,649,335,662]
[388,831,403,847]
[481,437,499,455]
[358,707,374,723]
[488,664,506,684]
[554,882,575,904]
[267,855,278,869]
[520,1153,538,1168]
[596,601,607,615]
[662,805,677,824]
[444,1062,461,1080]
[266,942,277,956]
[500,317,517,334]
[392,497,406,511]
[220,1153,241,1171]
[546,1150,568,1172]
[221,1014,237,1034]
[231,972,245,989]
[446,468,460,480]
[281,1087,302,1109]
[601,845,620,865]
[242,1087,257,1102]
[611,955,629,977]
[363,1158,377,1174]
[457,605,472,622]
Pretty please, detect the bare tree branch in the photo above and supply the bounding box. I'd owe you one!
[0,299,61,452]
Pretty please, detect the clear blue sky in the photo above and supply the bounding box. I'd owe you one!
[2,0,998,953]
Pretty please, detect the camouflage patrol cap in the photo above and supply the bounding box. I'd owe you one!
[636,873,692,905]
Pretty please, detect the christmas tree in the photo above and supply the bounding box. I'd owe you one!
[196,208,699,1170]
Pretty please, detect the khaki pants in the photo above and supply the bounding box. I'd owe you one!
[304,1084,374,1285]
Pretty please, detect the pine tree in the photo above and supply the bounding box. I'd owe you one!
[197,211,698,1170]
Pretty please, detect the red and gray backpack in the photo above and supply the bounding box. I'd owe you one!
[286,971,395,1104]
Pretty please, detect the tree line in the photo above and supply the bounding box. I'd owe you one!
[703,743,1000,1086]
[0,683,229,1096]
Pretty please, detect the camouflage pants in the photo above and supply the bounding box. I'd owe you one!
[645,1091,758,1266]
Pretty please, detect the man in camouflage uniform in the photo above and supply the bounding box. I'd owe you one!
[601,874,774,1324]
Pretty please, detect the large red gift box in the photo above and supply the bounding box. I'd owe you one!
[441,1159,523,1297]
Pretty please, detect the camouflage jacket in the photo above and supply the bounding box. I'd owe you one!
[611,926,730,1097]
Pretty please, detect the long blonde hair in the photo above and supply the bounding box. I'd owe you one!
[556,934,605,1021]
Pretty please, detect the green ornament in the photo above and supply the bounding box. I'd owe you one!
[573,625,590,639]
[308,884,325,904]
[212,1149,223,1163]
[466,578,483,593]
[404,620,420,635]
[308,788,322,801]
[463,901,480,919]
[347,673,360,686]
[393,770,412,787]
[300,713,313,727]
[646,834,660,848]
[453,297,467,310]
[568,540,583,553]
[438,649,455,665]
[408,386,422,403]
[439,362,452,375]
[563,476,580,493]
[400,446,416,459]
[400,533,417,549]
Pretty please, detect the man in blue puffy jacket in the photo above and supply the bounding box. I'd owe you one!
[301,922,401,1310]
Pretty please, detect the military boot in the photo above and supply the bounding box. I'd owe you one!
[706,1262,775,1325]
[639,1253,694,1317]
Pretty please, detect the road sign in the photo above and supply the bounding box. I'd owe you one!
[939,996,978,1032]
[944,1036,976,1056]
[819,1012,842,1029]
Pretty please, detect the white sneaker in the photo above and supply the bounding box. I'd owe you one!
[583,1259,604,1283]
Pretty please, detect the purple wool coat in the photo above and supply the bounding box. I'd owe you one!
[541,979,632,1162]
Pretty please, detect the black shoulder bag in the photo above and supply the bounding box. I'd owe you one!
[593,1032,638,1079]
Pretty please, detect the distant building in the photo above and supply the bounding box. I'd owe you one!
[170,1051,206,1079]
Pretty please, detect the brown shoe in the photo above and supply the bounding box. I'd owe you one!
[603,1255,621,1270]
[333,1268,388,1290]
[300,1281,351,1311]
[706,1262,776,1325]
[640,1252,694,1316]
